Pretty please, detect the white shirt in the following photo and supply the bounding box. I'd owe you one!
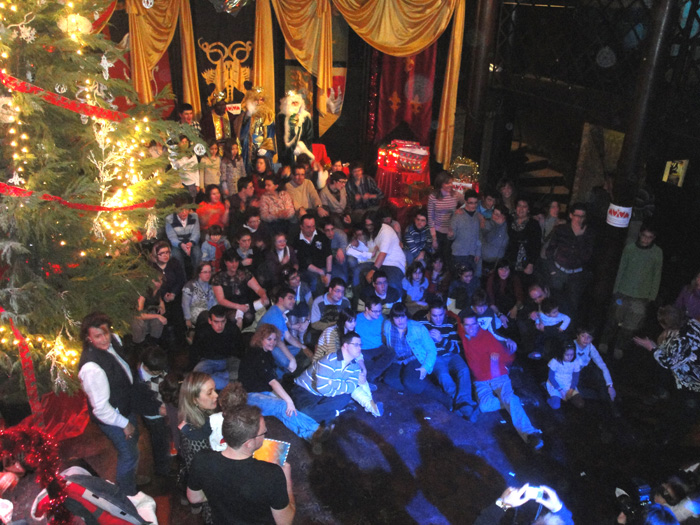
[374,223,406,273]
[78,336,133,428]
[574,341,613,386]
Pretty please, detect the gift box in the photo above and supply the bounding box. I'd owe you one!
[377,144,399,170]
[391,139,421,149]
[397,145,429,172]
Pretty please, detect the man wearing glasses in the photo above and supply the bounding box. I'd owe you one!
[292,331,382,422]
[355,296,394,382]
[187,405,296,525]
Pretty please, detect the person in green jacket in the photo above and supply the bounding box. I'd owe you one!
[601,223,663,359]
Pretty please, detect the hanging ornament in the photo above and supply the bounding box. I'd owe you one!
[55,84,67,94]
[80,114,89,124]
[0,96,17,124]
[7,172,26,186]
[75,81,118,111]
[19,24,37,43]
[193,143,206,156]
[56,13,92,35]
[142,0,154,8]
[99,54,114,81]
[207,0,252,15]
[145,214,158,240]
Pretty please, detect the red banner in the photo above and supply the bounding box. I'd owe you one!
[376,44,436,146]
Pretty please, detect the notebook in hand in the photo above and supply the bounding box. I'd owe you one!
[253,438,291,466]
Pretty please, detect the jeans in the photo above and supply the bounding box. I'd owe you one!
[193,358,235,390]
[362,345,395,382]
[143,416,170,476]
[300,269,325,296]
[474,374,540,443]
[97,413,140,495]
[171,244,202,276]
[271,345,301,373]
[247,391,319,440]
[432,353,474,406]
[382,360,428,394]
[290,385,353,424]
[330,258,349,283]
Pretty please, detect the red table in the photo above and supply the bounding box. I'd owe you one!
[376,165,430,200]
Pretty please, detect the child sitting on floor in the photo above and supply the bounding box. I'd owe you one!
[201,224,231,271]
[530,296,571,360]
[546,341,584,410]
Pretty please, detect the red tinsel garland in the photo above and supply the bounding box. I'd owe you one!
[0,427,71,524]
[0,71,128,122]
[0,182,156,211]
[0,306,42,425]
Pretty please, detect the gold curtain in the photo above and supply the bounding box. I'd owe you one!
[178,0,202,117]
[331,0,458,57]
[253,0,276,108]
[126,0,201,117]
[269,0,332,114]
[435,0,465,167]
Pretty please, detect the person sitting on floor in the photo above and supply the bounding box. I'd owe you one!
[309,277,352,336]
[458,310,544,450]
[546,341,584,410]
[292,331,383,423]
[259,286,314,377]
[416,298,477,419]
[380,303,438,397]
[359,269,403,315]
[191,306,244,390]
[237,323,319,441]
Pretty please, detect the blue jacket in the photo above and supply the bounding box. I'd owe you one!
[381,319,437,374]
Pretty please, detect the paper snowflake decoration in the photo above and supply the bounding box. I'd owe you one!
[100,54,114,81]
[19,25,36,43]
[8,171,26,186]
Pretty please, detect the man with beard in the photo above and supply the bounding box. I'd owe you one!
[233,85,276,174]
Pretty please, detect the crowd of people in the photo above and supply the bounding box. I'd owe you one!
[72,99,700,524]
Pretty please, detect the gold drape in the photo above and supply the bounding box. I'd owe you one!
[331,0,458,57]
[178,0,201,117]
[269,0,332,114]
[435,0,465,167]
[126,0,201,117]
[253,0,276,108]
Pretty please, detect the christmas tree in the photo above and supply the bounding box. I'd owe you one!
[0,0,200,405]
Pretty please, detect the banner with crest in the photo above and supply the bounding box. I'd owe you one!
[190,0,256,111]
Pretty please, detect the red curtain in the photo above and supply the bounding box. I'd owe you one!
[376,43,436,145]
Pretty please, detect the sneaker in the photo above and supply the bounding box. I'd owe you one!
[528,433,544,451]
[528,351,542,360]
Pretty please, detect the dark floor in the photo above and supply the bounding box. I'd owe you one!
[4,343,700,524]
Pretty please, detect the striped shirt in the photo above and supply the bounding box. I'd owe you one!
[417,316,461,357]
[295,350,361,397]
[427,192,463,233]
